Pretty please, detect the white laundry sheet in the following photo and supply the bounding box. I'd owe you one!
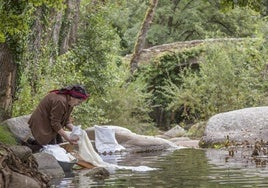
[73,127,157,172]
[94,125,125,154]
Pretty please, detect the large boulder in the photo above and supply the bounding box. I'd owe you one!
[34,152,65,178]
[1,114,34,142]
[199,107,268,147]
[0,144,50,188]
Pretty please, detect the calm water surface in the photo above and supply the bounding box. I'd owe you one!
[51,148,268,188]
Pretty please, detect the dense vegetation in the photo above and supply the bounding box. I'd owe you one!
[1,0,268,136]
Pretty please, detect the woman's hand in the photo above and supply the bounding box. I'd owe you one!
[58,128,79,145]
[69,137,79,145]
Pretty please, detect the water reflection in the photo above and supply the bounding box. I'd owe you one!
[51,148,268,188]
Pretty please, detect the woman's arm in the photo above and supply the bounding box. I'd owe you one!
[66,123,74,131]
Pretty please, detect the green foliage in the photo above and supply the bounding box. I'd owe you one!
[0,0,64,43]
[12,0,155,135]
[105,0,266,54]
[187,121,207,139]
[0,126,17,145]
[161,39,268,122]
[10,0,268,135]
[91,69,153,132]
[28,0,65,9]
[139,46,204,108]
[148,1,264,45]
[12,71,55,117]
[75,2,122,93]
[219,0,263,13]
[0,1,29,42]
[69,59,155,134]
[12,74,35,116]
[101,0,148,55]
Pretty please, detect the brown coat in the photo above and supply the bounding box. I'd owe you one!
[28,93,73,145]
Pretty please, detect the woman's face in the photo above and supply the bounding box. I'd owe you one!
[69,97,84,107]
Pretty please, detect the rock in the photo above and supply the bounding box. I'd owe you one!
[169,137,199,148]
[200,107,268,147]
[34,152,65,178]
[2,114,34,142]
[9,145,32,162]
[0,144,50,187]
[84,167,109,179]
[162,125,186,138]
[8,172,42,188]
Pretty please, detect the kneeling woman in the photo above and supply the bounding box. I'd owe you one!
[27,84,89,152]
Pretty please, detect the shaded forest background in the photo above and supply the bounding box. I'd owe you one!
[1,0,268,135]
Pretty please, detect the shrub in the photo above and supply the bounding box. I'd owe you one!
[163,39,268,122]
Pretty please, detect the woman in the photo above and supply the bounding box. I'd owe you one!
[27,84,89,152]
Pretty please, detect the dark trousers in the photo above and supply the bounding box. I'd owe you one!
[22,134,63,153]
[48,134,63,144]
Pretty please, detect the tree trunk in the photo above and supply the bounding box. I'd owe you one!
[130,0,158,74]
[59,0,80,55]
[0,43,17,122]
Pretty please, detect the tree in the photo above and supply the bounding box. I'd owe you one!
[0,0,80,121]
[0,43,17,122]
[130,0,158,74]
[0,0,28,121]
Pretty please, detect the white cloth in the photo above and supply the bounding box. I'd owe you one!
[94,125,125,153]
[41,145,76,162]
[78,130,109,167]
[77,129,157,172]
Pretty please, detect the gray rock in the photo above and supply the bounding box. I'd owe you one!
[163,125,186,138]
[8,172,42,188]
[2,114,34,142]
[84,167,109,179]
[34,152,65,178]
[9,145,32,163]
[200,107,268,147]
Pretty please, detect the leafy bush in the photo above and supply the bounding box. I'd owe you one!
[162,39,268,122]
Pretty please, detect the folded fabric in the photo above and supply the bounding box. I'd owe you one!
[94,125,125,154]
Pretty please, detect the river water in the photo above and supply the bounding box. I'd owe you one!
[51,148,268,188]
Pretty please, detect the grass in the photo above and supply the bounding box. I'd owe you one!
[0,125,17,145]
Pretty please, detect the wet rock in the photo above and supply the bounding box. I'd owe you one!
[84,167,109,180]
[169,137,199,148]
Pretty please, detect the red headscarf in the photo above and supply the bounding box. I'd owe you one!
[50,85,89,100]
